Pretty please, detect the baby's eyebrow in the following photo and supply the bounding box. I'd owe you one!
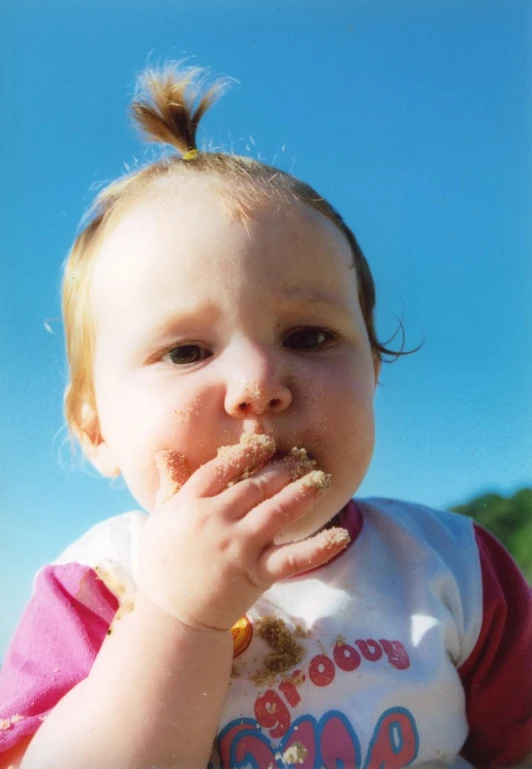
[150,302,221,335]
[279,288,333,303]
[276,288,346,311]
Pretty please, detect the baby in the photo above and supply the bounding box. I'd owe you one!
[0,65,530,769]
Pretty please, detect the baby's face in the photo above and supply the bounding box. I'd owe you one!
[87,185,379,542]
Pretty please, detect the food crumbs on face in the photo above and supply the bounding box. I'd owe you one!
[218,433,276,485]
[250,617,306,686]
[154,450,190,502]
[174,406,195,422]
[220,438,320,488]
[279,448,316,481]
[281,741,308,765]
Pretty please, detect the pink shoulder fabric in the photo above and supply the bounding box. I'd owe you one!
[459,524,532,767]
[0,563,117,753]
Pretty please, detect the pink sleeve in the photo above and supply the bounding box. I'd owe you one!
[0,563,118,753]
[459,524,532,767]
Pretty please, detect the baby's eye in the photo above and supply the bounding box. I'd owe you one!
[284,327,335,350]
[165,345,211,365]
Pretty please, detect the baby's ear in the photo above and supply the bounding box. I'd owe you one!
[72,402,120,478]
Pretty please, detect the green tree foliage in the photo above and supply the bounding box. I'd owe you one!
[450,488,532,583]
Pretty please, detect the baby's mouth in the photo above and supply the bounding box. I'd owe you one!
[219,434,319,484]
[270,446,318,480]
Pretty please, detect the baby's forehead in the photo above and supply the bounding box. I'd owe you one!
[140,175,343,239]
[140,175,302,232]
[100,179,347,260]
[90,185,358,319]
[89,180,357,322]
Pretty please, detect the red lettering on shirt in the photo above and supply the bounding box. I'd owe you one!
[379,640,410,670]
[364,708,418,768]
[218,721,256,767]
[309,654,336,687]
[320,712,361,768]
[279,670,305,707]
[355,638,383,662]
[333,640,361,672]
[254,689,291,738]
[233,731,277,767]
[280,717,317,768]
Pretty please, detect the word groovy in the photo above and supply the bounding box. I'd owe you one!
[211,638,416,768]
[254,637,410,741]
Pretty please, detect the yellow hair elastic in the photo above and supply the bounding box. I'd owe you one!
[182,148,199,161]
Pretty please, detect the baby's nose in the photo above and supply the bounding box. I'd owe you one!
[225,378,293,418]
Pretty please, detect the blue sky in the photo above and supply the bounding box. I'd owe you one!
[1,0,531,657]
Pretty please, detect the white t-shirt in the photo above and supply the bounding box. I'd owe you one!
[1,499,531,767]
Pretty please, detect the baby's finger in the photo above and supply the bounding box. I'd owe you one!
[155,450,192,506]
[189,434,276,497]
[222,450,317,520]
[241,470,331,541]
[259,527,351,582]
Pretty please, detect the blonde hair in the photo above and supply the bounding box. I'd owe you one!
[63,64,399,437]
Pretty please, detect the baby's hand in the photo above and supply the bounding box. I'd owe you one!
[137,435,349,631]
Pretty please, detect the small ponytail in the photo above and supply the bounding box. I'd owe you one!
[130,65,232,157]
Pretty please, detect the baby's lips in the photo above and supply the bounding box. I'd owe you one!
[215,434,276,487]
[216,433,276,473]
[274,447,318,481]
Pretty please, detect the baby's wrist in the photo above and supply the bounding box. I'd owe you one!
[134,588,235,639]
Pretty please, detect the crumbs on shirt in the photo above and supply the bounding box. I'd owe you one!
[0,714,25,730]
[276,741,307,766]
[222,629,415,767]
[249,617,308,686]
[94,566,135,634]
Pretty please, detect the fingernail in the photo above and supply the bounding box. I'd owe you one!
[314,526,350,553]
[300,470,332,494]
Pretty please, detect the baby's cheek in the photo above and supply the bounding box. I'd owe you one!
[131,417,211,511]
